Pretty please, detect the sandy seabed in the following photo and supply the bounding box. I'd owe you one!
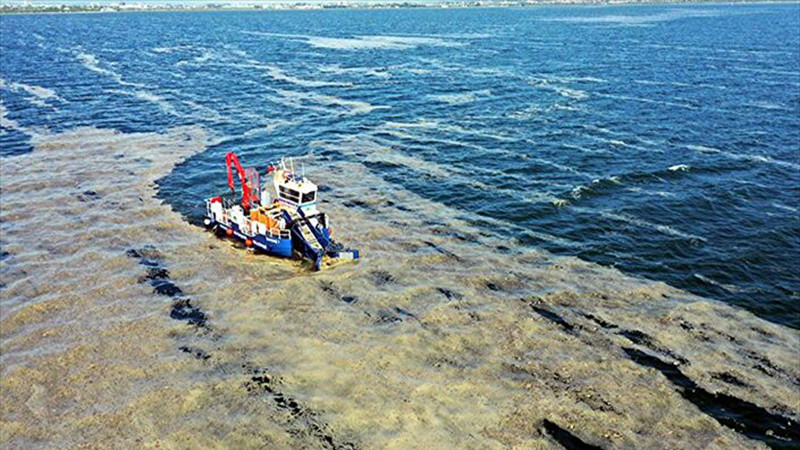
[1,125,798,449]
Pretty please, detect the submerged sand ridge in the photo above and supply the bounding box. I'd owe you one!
[1,126,799,449]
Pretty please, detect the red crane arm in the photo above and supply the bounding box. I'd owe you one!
[225,152,252,209]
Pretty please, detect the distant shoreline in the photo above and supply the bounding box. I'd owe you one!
[1,0,797,15]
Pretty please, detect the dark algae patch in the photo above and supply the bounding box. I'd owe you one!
[126,247,358,449]
[170,298,208,328]
[319,280,360,305]
[517,299,800,448]
[623,347,800,448]
[244,365,358,450]
[711,372,751,389]
[521,298,577,335]
[370,270,396,286]
[127,246,207,329]
[422,240,462,261]
[436,287,463,301]
[542,420,604,450]
[179,345,211,361]
[618,329,688,364]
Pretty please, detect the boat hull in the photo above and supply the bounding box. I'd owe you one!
[211,219,293,258]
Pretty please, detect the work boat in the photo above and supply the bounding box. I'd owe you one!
[204,152,359,270]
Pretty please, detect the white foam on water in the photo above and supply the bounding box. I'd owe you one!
[427,89,492,105]
[240,120,297,137]
[634,79,692,88]
[693,274,743,293]
[551,104,582,112]
[0,103,21,131]
[194,49,215,64]
[308,37,403,50]
[534,74,607,84]
[0,78,65,109]
[0,101,45,138]
[530,78,592,102]
[543,9,722,25]
[317,64,391,78]
[242,31,463,51]
[668,164,691,172]
[561,143,612,156]
[262,65,349,88]
[181,99,228,124]
[440,123,518,143]
[635,79,729,90]
[382,119,440,129]
[593,209,707,242]
[358,35,464,48]
[733,66,800,77]
[338,130,526,195]
[595,92,699,110]
[747,101,793,112]
[406,67,431,75]
[272,88,388,115]
[688,145,800,170]
[582,134,663,154]
[772,202,798,213]
[108,89,180,117]
[151,45,191,54]
[76,52,145,88]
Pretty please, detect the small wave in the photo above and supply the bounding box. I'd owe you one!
[427,89,492,105]
[382,119,517,143]
[732,66,800,77]
[109,89,179,117]
[151,45,193,54]
[561,143,612,155]
[566,164,697,203]
[77,52,145,88]
[314,134,456,180]
[0,101,43,138]
[583,134,663,153]
[133,91,179,117]
[216,119,299,144]
[772,202,798,213]
[688,145,799,170]
[181,99,228,123]
[551,104,582,112]
[317,64,391,78]
[747,101,793,112]
[0,103,21,131]
[594,93,697,110]
[597,210,706,242]
[530,78,590,100]
[271,88,388,115]
[693,274,742,293]
[0,78,65,108]
[263,65,348,88]
[383,119,440,129]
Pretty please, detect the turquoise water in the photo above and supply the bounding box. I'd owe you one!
[1,4,798,327]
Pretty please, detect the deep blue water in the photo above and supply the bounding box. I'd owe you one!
[1,4,798,328]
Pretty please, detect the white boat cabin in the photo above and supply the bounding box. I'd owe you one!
[271,162,319,215]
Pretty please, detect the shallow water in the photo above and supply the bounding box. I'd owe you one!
[1,4,799,449]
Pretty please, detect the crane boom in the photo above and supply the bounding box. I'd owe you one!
[225,152,253,209]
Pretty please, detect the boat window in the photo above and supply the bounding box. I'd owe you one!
[278,186,300,203]
[302,191,316,203]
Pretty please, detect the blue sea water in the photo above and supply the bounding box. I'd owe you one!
[1,4,798,327]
